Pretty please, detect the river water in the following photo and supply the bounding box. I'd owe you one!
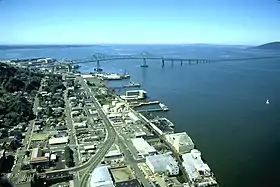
[1,45,280,187]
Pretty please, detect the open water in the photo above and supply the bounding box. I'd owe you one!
[1,45,280,187]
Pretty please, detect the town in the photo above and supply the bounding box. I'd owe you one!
[0,58,218,187]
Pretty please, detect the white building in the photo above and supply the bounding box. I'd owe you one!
[131,138,157,157]
[165,132,194,154]
[74,121,87,129]
[127,112,139,122]
[120,90,147,101]
[49,136,68,145]
[105,145,123,162]
[146,154,179,176]
[182,149,217,186]
[90,166,115,187]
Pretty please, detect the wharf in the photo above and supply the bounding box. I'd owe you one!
[129,100,159,107]
[135,102,169,112]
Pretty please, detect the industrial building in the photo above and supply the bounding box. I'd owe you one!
[90,166,115,187]
[29,148,50,169]
[182,149,217,186]
[131,138,157,157]
[146,154,179,176]
[120,90,147,101]
[105,144,123,162]
[165,132,194,154]
[49,136,68,145]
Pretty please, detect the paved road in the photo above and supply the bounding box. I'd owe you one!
[78,77,117,187]
[117,137,152,187]
[24,84,42,150]
[11,83,42,184]
[63,87,80,165]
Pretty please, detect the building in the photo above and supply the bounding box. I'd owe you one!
[182,149,218,186]
[31,147,42,159]
[30,157,49,169]
[49,136,68,145]
[120,90,147,101]
[165,132,194,154]
[74,121,87,129]
[146,154,179,176]
[90,166,115,187]
[127,112,139,122]
[84,145,96,151]
[131,138,157,158]
[29,147,50,169]
[105,145,123,162]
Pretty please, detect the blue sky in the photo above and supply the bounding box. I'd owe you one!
[0,0,280,45]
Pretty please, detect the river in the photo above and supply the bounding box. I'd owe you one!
[1,45,280,187]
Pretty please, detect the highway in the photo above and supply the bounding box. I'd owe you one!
[77,77,117,187]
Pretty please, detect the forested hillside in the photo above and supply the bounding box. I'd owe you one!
[0,62,43,127]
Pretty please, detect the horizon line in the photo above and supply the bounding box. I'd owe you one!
[0,43,256,46]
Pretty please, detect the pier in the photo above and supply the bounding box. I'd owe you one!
[134,102,169,112]
[129,100,159,107]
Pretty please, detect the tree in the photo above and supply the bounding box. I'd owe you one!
[46,106,53,116]
[64,146,75,167]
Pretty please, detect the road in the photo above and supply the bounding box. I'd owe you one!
[117,137,152,187]
[24,84,42,150]
[77,77,117,187]
[11,82,42,184]
[63,86,80,165]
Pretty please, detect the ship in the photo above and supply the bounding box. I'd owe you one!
[159,103,169,111]
[120,69,130,79]
[123,82,141,88]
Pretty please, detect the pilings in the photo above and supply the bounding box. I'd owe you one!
[161,59,209,67]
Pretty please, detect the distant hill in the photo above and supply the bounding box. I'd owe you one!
[253,42,280,50]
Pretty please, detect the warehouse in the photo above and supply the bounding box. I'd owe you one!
[165,132,194,154]
[131,138,157,157]
[90,166,115,187]
[49,136,69,145]
[146,154,179,176]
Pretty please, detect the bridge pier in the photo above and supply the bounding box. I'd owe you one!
[162,58,165,67]
[141,58,148,67]
[171,59,174,66]
[180,60,183,66]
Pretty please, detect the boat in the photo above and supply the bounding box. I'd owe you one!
[123,82,141,88]
[159,103,169,111]
[266,99,270,104]
[94,67,103,72]
[121,69,130,79]
[72,64,81,69]
[140,64,148,67]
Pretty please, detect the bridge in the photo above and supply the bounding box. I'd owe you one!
[65,52,280,70]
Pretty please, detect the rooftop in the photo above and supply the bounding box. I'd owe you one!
[90,166,114,187]
[49,136,68,145]
[131,138,157,156]
[182,149,212,182]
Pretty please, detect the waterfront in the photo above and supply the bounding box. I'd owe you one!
[1,45,280,187]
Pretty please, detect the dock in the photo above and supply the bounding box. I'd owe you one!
[136,103,169,112]
[137,108,166,112]
[129,100,159,107]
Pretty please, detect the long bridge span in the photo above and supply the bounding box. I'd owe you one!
[65,52,280,69]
